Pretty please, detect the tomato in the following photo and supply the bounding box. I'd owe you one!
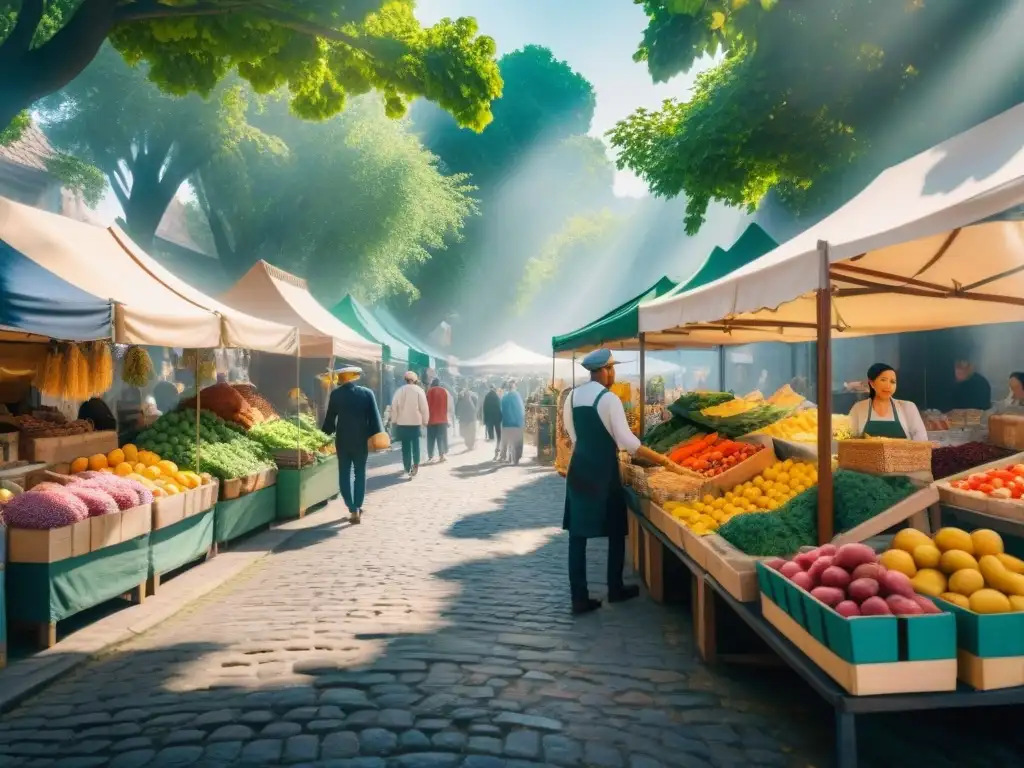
[994,470,1015,482]
[1012,486,1023,499]
[1012,464,1024,476]
[992,478,1005,489]
[979,483,995,495]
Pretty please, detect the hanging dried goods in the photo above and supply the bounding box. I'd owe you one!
[122,346,155,387]
[88,341,114,396]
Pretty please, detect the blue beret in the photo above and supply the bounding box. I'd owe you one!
[581,349,617,371]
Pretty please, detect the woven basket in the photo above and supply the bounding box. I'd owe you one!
[631,467,661,497]
[619,460,634,485]
[837,439,932,474]
[647,470,707,504]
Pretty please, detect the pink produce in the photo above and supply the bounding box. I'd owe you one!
[780,561,804,579]
[835,600,861,617]
[833,543,877,571]
[860,596,892,615]
[880,570,915,598]
[123,479,154,505]
[807,556,835,582]
[886,595,923,616]
[77,479,138,511]
[818,543,838,556]
[790,571,814,590]
[820,566,852,590]
[851,563,887,582]
[911,595,942,614]
[810,586,845,606]
[65,486,118,517]
[848,578,880,603]
[794,550,820,570]
[765,558,787,571]
[1,489,88,529]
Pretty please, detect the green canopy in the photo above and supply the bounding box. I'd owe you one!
[329,295,413,364]
[552,223,777,355]
[552,276,678,355]
[371,306,443,370]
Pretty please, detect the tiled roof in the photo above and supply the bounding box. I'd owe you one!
[0,123,54,171]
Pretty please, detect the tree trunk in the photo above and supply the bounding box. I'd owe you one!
[0,0,118,134]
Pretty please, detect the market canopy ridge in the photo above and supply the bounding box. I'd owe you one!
[460,340,584,379]
[329,295,415,365]
[371,305,451,370]
[0,196,221,347]
[220,260,381,362]
[109,225,299,356]
[640,102,1024,346]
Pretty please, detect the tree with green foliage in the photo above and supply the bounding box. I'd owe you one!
[39,43,284,246]
[194,96,477,304]
[613,0,1024,233]
[0,0,502,143]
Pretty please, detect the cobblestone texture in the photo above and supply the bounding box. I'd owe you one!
[1,439,1021,766]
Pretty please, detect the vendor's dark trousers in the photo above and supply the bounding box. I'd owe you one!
[568,534,625,602]
[485,422,501,442]
[394,425,421,472]
[427,424,448,458]
[338,449,368,512]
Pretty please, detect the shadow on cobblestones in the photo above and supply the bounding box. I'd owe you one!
[3,446,1024,767]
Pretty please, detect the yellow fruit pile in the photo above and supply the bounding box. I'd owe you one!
[663,458,818,536]
[701,398,756,418]
[754,409,853,442]
[69,444,207,498]
[881,527,1024,614]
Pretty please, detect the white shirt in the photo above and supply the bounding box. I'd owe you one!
[848,398,929,442]
[391,383,429,426]
[563,380,642,455]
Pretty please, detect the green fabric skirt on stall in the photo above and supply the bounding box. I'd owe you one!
[215,487,276,544]
[149,510,214,578]
[6,533,150,624]
[276,456,340,520]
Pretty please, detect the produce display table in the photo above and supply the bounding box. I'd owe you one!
[276,455,339,520]
[215,486,276,545]
[1,526,6,669]
[147,509,215,595]
[5,533,149,648]
[706,575,1024,768]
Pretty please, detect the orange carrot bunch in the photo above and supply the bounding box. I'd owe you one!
[667,433,762,477]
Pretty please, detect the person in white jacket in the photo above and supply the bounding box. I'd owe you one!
[391,370,430,476]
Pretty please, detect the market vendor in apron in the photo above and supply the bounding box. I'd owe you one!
[562,348,692,615]
[848,363,929,441]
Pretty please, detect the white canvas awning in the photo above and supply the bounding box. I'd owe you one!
[110,226,299,356]
[614,354,680,378]
[460,341,584,378]
[640,103,1024,345]
[220,261,380,361]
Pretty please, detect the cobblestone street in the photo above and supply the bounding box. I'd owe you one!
[0,441,1020,767]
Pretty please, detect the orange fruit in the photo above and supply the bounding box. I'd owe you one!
[114,462,133,476]
[99,467,113,473]
[158,460,178,476]
[70,457,89,474]
[151,487,166,498]
[133,462,146,473]
[122,444,138,462]
[142,466,161,480]
[141,451,159,467]
[106,448,125,467]
[88,454,108,471]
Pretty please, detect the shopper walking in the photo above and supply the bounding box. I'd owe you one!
[321,366,385,525]
[499,380,526,464]
[391,371,429,477]
[426,378,450,462]
[456,388,479,450]
[482,385,502,453]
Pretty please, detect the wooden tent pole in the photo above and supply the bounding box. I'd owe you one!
[816,240,834,543]
[639,333,646,438]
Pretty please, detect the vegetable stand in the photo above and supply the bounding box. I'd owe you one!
[147,508,215,596]
[0,526,6,669]
[275,455,340,520]
[215,486,276,545]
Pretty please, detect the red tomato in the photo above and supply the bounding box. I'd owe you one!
[992,478,1005,489]
[980,483,995,495]
[1012,487,1023,499]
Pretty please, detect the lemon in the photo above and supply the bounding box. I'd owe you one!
[702,494,716,505]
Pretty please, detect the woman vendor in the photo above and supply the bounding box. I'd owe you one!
[996,371,1024,410]
[848,363,928,441]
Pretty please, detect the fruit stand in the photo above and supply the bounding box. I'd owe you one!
[276,454,340,520]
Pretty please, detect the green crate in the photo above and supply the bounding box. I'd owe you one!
[930,595,1024,657]
[149,510,214,578]
[276,457,339,520]
[756,562,956,664]
[215,487,276,544]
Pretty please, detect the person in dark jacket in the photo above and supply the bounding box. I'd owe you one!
[322,366,384,525]
[482,385,502,454]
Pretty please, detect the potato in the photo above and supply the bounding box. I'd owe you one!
[851,563,887,582]
[810,586,845,606]
[848,578,880,603]
[807,556,835,583]
[860,596,892,615]
[794,550,820,571]
[820,566,852,590]
[835,600,861,617]
[911,595,942,614]
[834,543,877,571]
[780,561,804,579]
[886,594,923,615]
[881,570,915,598]
[791,571,814,590]
[818,543,838,556]
[765,558,786,571]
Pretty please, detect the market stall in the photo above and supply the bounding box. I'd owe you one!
[372,305,454,373]
[628,103,1024,766]
[220,262,380,520]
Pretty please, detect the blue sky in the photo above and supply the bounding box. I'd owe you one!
[416,0,713,196]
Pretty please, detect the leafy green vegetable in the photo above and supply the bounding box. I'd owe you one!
[666,391,734,420]
[250,419,332,453]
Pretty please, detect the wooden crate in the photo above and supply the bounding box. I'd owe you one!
[930,595,1024,690]
[700,534,762,602]
[706,446,776,493]
[22,431,117,465]
[838,439,932,475]
[989,414,1024,451]
[0,433,17,463]
[758,564,957,695]
[220,478,241,501]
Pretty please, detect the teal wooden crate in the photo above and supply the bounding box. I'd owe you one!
[275,456,339,520]
[757,562,956,664]
[0,566,6,668]
[930,595,1024,657]
[215,487,276,544]
[149,510,215,578]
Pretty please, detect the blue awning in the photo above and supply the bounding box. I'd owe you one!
[0,240,112,340]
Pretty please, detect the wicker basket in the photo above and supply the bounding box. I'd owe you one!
[837,439,932,474]
[989,414,1024,450]
[631,466,661,497]
[619,460,635,485]
[647,470,707,504]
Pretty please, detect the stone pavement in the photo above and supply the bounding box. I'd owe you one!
[1,439,1021,767]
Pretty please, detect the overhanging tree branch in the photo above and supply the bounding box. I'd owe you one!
[0,0,45,62]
